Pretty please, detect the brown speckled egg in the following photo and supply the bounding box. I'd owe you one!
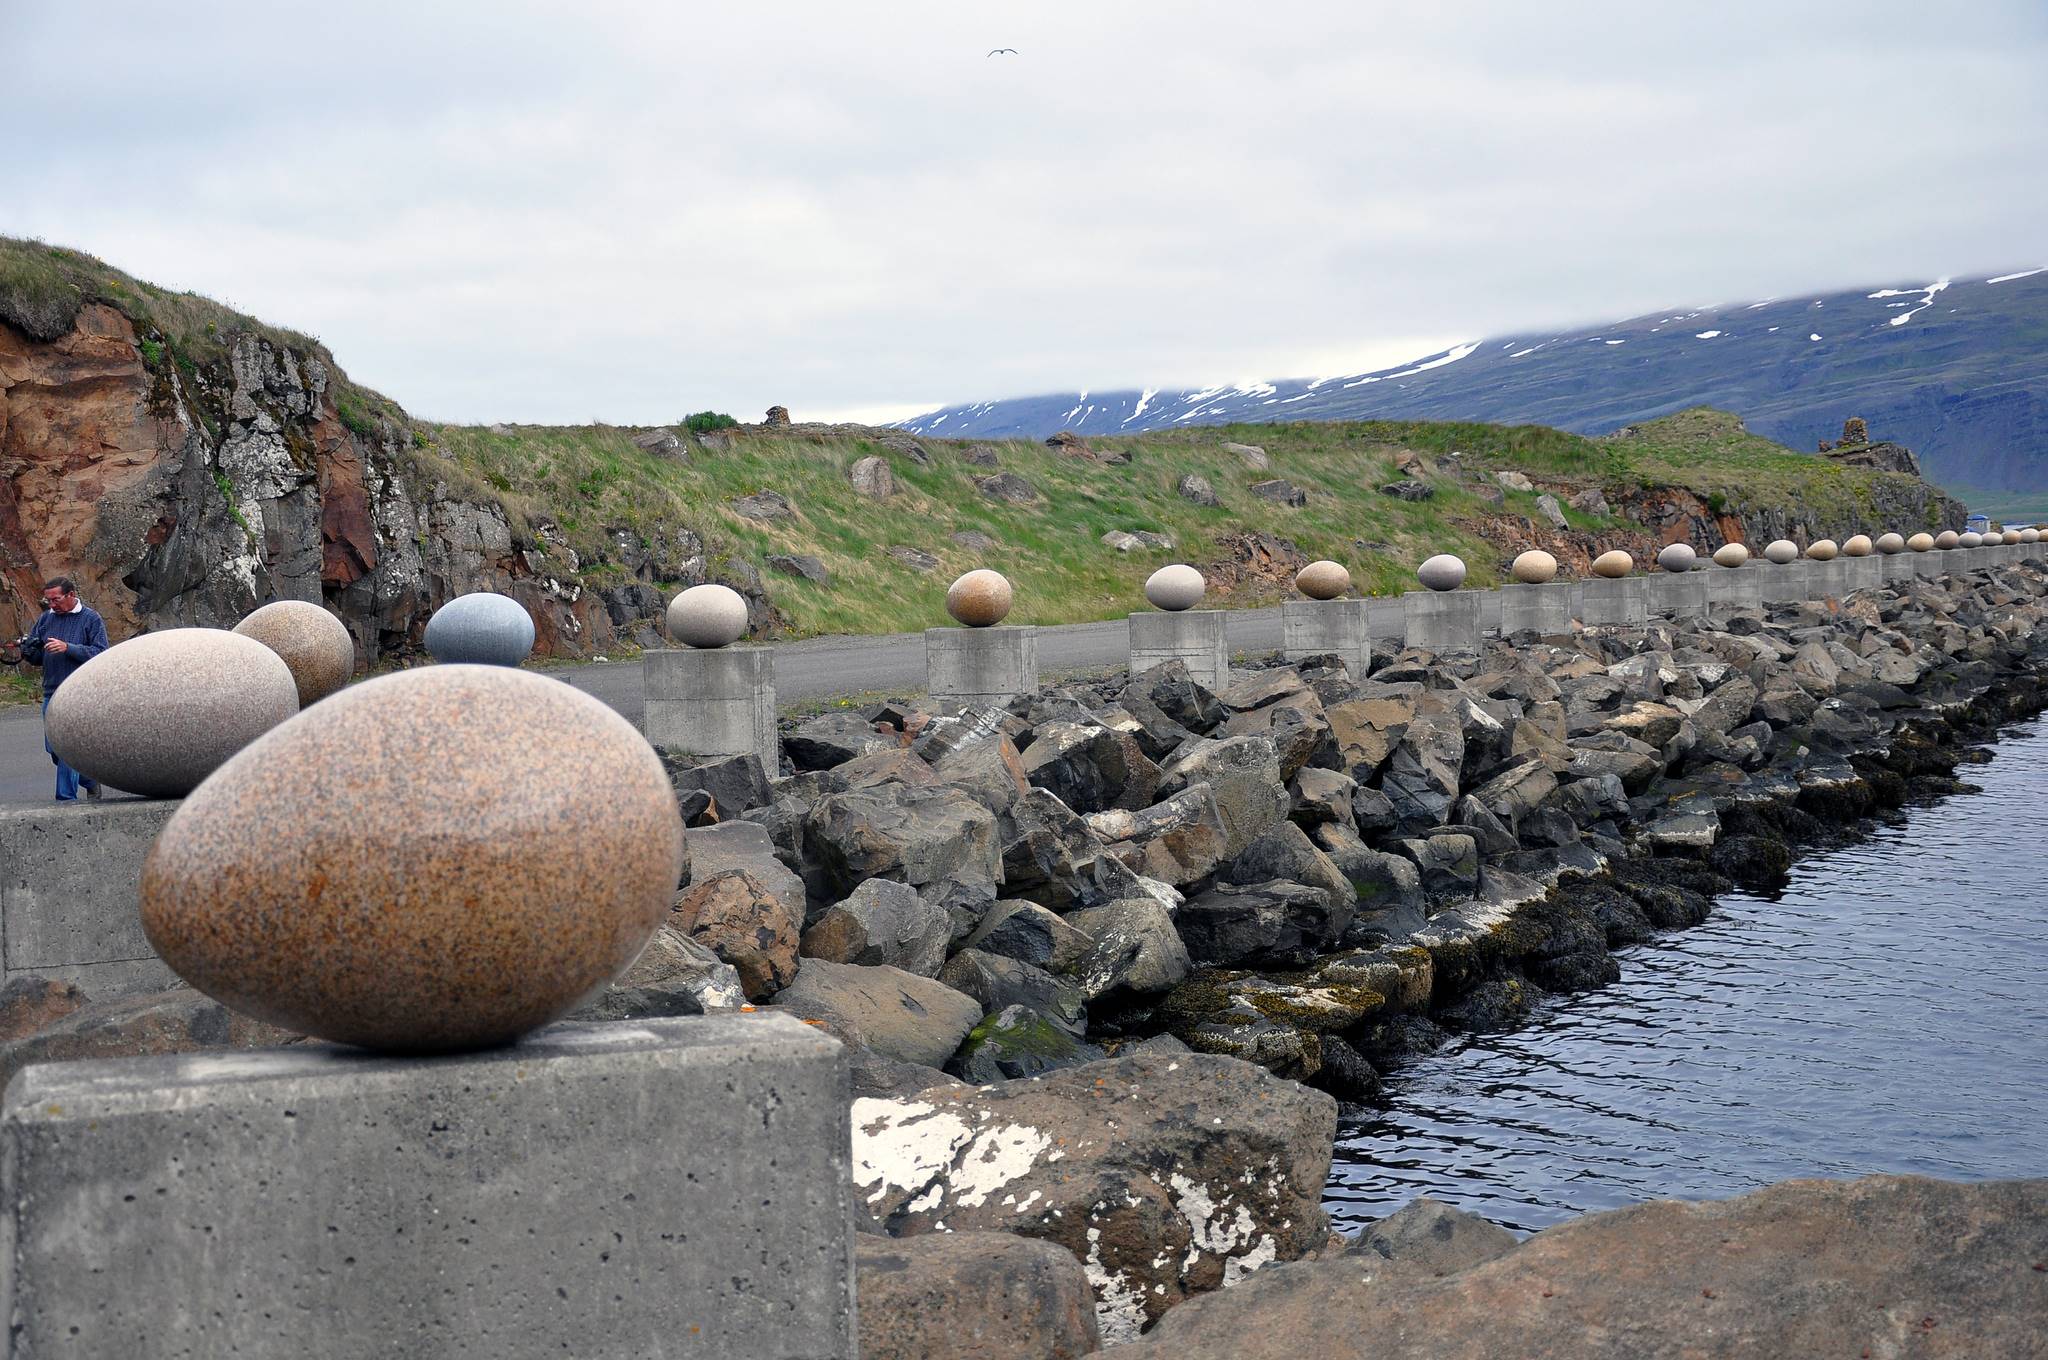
[1841,534,1873,557]
[1294,560,1351,599]
[946,569,1014,627]
[233,600,356,706]
[1591,550,1633,579]
[140,665,684,1052]
[1806,539,1839,561]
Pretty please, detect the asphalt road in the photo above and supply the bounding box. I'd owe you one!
[0,602,1417,808]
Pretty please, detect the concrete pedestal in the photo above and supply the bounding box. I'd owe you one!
[1282,598,1372,673]
[1649,572,1709,621]
[1497,582,1572,636]
[1880,554,1915,585]
[1129,610,1229,692]
[1707,568,1764,614]
[0,801,179,998]
[1579,577,1648,629]
[927,625,1038,706]
[1842,556,1883,593]
[0,1014,855,1359]
[1916,552,1946,579]
[644,646,778,766]
[1805,560,1849,599]
[1402,591,1484,653]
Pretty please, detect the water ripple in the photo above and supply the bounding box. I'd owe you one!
[1327,714,2048,1235]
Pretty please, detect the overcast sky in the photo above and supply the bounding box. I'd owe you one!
[7,2,2045,425]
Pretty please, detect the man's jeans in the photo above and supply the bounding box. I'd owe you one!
[42,695,95,801]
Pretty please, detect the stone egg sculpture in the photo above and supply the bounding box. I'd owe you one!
[1591,550,1633,579]
[139,665,684,1053]
[1417,554,1467,592]
[425,592,535,666]
[1144,564,1206,611]
[1875,532,1906,555]
[667,583,750,648]
[1935,530,1961,549]
[1656,543,1697,573]
[1294,560,1352,600]
[47,629,299,799]
[1908,533,1935,552]
[232,600,355,707]
[1806,539,1839,561]
[1958,531,1983,548]
[1712,543,1749,568]
[1842,534,1874,557]
[2004,528,2025,545]
[2025,529,2042,545]
[947,569,1014,627]
[1510,550,1557,584]
[1764,540,1799,565]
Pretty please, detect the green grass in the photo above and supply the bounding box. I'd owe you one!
[1,670,40,709]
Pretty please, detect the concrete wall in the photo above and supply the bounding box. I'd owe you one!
[1402,591,1482,652]
[644,646,779,766]
[1579,577,1648,628]
[1497,582,1572,636]
[1129,610,1229,692]
[927,626,1038,706]
[0,1013,855,1358]
[1282,599,1371,674]
[0,800,178,998]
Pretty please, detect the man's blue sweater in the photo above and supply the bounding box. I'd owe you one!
[22,604,110,695]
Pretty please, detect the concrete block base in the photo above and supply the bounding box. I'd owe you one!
[1880,554,1915,585]
[1841,556,1883,593]
[927,625,1038,706]
[1282,598,1372,674]
[0,800,179,998]
[1497,582,1572,636]
[1579,576,1649,629]
[1402,591,1483,653]
[1806,560,1849,600]
[1129,610,1229,692]
[1914,552,1945,578]
[644,646,778,766]
[1649,572,1710,620]
[1707,568,1764,614]
[0,1015,855,1359]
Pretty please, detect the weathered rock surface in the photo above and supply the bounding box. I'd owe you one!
[0,986,301,1093]
[801,878,951,977]
[855,1230,1102,1360]
[773,959,982,1067]
[674,868,803,997]
[1105,1175,2048,1359]
[852,1051,1337,1342]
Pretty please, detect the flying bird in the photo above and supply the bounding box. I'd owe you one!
[988,47,1018,56]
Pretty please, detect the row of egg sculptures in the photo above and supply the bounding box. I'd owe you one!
[45,601,357,799]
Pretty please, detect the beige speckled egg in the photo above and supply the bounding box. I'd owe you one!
[1908,533,1935,552]
[1591,550,1634,579]
[1935,530,1961,549]
[1510,550,1557,584]
[233,600,355,707]
[1712,543,1749,568]
[667,584,750,648]
[1875,533,1906,554]
[1294,561,1352,600]
[1841,535,1873,557]
[1764,540,1799,565]
[1806,539,1839,561]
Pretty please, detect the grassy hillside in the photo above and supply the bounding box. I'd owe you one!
[414,408,1943,639]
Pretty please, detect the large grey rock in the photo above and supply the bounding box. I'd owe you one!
[851,1052,1336,1343]
[0,986,301,1095]
[803,785,1001,899]
[931,733,1031,815]
[1063,898,1190,1005]
[1177,880,1347,969]
[1083,783,1230,886]
[1103,1175,2048,1360]
[937,951,1088,1035]
[567,925,746,1020]
[959,900,1096,971]
[1176,473,1220,506]
[423,591,536,665]
[855,1230,1101,1360]
[946,1003,1105,1083]
[849,454,897,499]
[686,820,805,920]
[785,712,895,770]
[1346,1197,1519,1274]
[1021,722,1160,815]
[773,959,982,1067]
[1218,822,1355,926]
[800,879,951,978]
[996,787,1104,910]
[1160,734,1289,859]
[47,630,300,799]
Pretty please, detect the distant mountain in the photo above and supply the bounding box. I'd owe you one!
[901,270,2048,500]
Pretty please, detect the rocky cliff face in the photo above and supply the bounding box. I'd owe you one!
[0,306,677,661]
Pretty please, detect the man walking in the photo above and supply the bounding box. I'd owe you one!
[18,577,110,801]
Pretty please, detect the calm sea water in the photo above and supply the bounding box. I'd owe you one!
[1325,714,2048,1234]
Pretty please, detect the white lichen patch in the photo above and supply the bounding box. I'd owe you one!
[1083,1226,1151,1344]
[849,1097,1050,1213]
[1170,1172,1280,1286]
